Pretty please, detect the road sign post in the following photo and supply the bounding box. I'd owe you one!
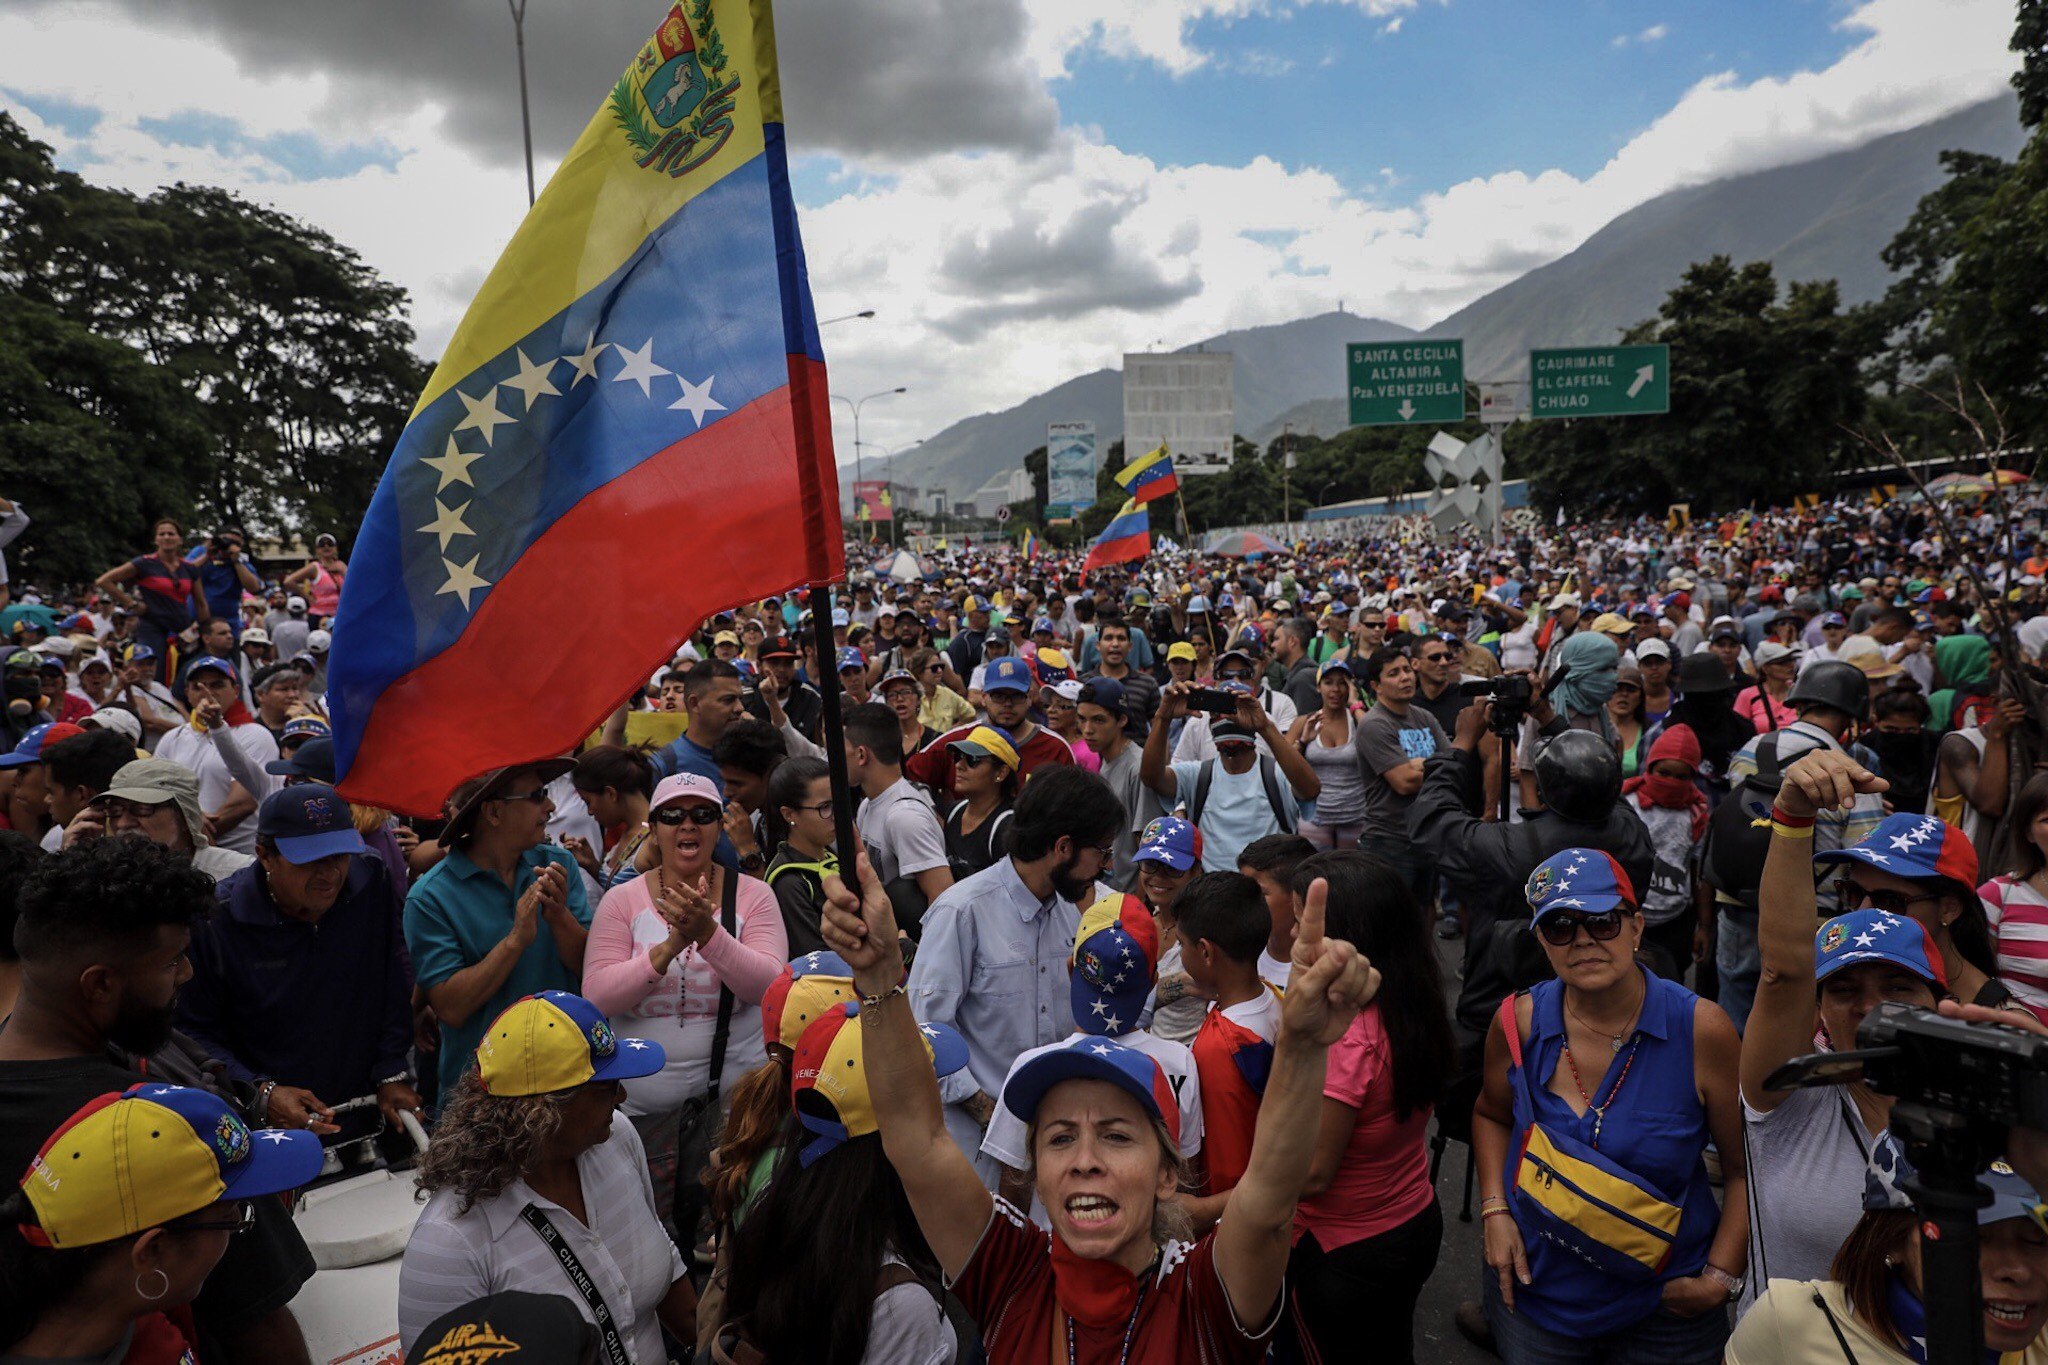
[1348,340,1464,426]
[1529,344,1670,418]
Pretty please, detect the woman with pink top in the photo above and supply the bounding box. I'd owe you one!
[582,771,788,1241]
[1979,772,2048,1025]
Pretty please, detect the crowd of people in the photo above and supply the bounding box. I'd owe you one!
[4,482,2048,1363]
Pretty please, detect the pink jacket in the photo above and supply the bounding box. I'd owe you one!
[581,871,786,1018]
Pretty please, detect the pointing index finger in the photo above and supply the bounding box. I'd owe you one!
[1295,877,1328,961]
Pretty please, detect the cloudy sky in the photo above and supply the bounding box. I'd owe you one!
[0,0,2020,477]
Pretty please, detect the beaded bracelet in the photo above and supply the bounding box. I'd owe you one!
[1481,1207,1515,1221]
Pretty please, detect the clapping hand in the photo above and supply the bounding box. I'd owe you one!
[1279,877,1380,1048]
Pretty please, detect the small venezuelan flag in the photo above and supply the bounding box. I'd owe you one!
[329,0,841,814]
[1021,528,1040,560]
[1114,444,1178,504]
[1083,498,1150,574]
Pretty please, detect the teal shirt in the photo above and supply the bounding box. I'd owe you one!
[404,842,593,1097]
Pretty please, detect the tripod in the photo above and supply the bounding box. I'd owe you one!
[1891,1100,1995,1364]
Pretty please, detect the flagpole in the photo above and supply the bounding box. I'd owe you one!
[806,583,860,861]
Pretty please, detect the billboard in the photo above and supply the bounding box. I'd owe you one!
[852,480,893,523]
[1123,352,1234,477]
[1046,421,1098,519]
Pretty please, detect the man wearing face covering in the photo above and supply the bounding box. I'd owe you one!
[1662,653,1753,800]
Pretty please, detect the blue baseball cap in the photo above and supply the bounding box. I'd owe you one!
[1523,848,1639,920]
[122,643,157,664]
[1132,815,1202,872]
[835,646,866,673]
[1000,1035,1181,1147]
[1077,675,1127,717]
[1820,611,1848,628]
[1866,1134,2042,1224]
[1031,616,1056,634]
[1813,812,1980,896]
[185,655,236,681]
[265,736,336,784]
[983,656,1034,694]
[830,608,850,628]
[0,722,87,770]
[1814,909,1947,988]
[256,784,366,864]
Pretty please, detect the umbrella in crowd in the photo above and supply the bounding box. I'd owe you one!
[1203,529,1284,558]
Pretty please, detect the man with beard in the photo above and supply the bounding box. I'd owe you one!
[0,836,317,1365]
[907,764,1125,1187]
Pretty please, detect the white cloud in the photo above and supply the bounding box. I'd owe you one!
[0,0,2022,475]
[1026,0,1428,80]
[1614,22,1669,48]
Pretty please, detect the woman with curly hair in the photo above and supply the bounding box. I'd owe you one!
[396,991,697,1363]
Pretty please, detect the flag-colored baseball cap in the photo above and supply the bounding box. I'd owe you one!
[281,716,332,742]
[475,991,667,1097]
[1813,812,1980,898]
[1523,848,1639,919]
[835,646,866,673]
[18,1083,321,1249]
[1070,893,1159,1035]
[791,1003,967,1167]
[761,950,858,1054]
[983,656,1034,694]
[999,1035,1180,1146]
[1034,649,1073,686]
[947,724,1020,772]
[1133,816,1202,872]
[256,783,366,863]
[0,721,87,770]
[185,655,237,680]
[1865,1134,2041,1223]
[1814,909,1946,988]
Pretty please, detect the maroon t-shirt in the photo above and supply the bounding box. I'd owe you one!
[951,1198,1281,1365]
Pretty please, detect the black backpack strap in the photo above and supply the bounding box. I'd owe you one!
[1190,758,1216,824]
[1256,754,1294,832]
[705,868,739,1101]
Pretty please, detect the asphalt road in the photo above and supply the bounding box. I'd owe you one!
[1412,929,1498,1365]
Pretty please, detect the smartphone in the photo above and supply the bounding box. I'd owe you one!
[1186,686,1243,715]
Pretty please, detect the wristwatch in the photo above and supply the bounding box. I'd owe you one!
[737,850,766,874]
[1702,1265,1744,1300]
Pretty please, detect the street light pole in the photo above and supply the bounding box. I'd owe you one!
[508,0,536,206]
[832,387,907,536]
[819,309,878,326]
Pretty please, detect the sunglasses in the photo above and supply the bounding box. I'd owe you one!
[957,752,995,768]
[492,788,553,806]
[1421,651,1452,663]
[1535,909,1632,947]
[1835,879,1942,919]
[653,804,722,827]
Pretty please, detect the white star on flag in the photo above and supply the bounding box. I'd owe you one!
[257,1131,295,1145]
[1089,1000,1108,1017]
[436,554,492,610]
[1862,853,1892,865]
[416,498,474,552]
[1854,932,1877,947]
[453,386,516,446]
[502,348,562,411]
[670,374,727,427]
[563,334,607,386]
[1091,1044,1113,1057]
[420,436,486,492]
[612,339,671,398]
[623,1039,649,1049]
[1889,835,1914,852]
[1104,1013,1122,1030]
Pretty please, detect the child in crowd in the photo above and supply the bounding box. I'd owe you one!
[1131,816,1205,1043]
[1620,723,1712,983]
[1237,832,1315,992]
[981,892,1204,1226]
[1174,871,1283,1231]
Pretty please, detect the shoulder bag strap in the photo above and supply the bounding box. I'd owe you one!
[518,1204,633,1365]
[1190,758,1215,824]
[706,868,739,1101]
[1256,755,1294,832]
[1495,991,1539,1115]
[1810,1288,1865,1365]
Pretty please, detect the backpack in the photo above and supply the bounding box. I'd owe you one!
[1190,754,1295,835]
[1701,731,1791,910]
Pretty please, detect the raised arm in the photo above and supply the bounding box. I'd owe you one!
[1142,684,1187,798]
[1214,878,1380,1326]
[1740,748,1888,1111]
[821,850,993,1279]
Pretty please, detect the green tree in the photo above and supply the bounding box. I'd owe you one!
[2016,0,2048,128]
[1516,256,1874,513]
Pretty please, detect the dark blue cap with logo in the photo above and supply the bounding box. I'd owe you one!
[983,656,1034,694]
[256,783,366,864]
[265,736,337,784]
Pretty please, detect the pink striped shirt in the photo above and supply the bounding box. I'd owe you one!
[1979,875,2048,1025]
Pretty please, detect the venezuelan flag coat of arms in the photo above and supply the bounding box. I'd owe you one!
[328,0,842,815]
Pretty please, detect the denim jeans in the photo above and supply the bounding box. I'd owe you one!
[1715,908,1761,1034]
[1483,1274,1728,1365]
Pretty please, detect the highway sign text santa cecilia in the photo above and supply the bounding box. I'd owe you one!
[1348,339,1464,426]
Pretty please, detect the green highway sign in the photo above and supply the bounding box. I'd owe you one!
[1530,344,1670,419]
[1348,339,1464,426]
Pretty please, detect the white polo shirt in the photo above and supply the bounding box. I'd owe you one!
[397,1113,684,1363]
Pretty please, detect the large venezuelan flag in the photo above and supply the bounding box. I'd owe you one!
[1082,498,1150,575]
[1114,444,1178,504]
[329,0,841,815]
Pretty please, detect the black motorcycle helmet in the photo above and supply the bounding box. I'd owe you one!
[1786,659,1870,723]
[1534,729,1623,823]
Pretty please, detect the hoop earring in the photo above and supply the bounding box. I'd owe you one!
[136,1268,170,1301]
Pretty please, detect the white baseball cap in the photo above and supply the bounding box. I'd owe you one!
[307,629,332,652]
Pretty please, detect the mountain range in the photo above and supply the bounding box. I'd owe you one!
[896,93,2026,503]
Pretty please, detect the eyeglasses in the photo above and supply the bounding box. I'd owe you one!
[1836,879,1942,918]
[653,804,723,827]
[492,788,552,805]
[1535,909,1632,947]
[101,798,173,822]
[178,1201,255,1235]
[790,800,837,818]
[1216,669,1252,682]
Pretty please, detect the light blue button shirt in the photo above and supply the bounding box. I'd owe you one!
[908,857,1080,1182]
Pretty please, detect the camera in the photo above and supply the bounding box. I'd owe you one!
[1769,1003,2048,1362]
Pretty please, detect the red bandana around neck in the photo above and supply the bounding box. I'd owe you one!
[1050,1232,1154,1329]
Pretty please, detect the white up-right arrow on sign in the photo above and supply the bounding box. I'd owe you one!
[1627,365,1654,398]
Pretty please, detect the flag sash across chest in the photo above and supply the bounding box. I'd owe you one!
[328,0,841,815]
